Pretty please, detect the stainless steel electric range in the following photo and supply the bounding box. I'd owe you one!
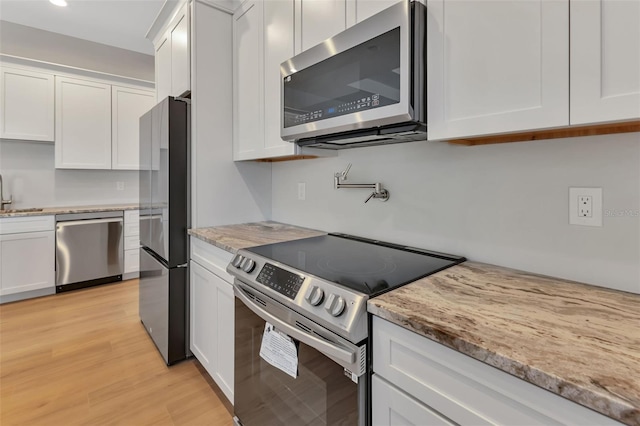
[227,233,465,426]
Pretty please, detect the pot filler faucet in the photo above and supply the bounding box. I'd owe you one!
[0,174,12,211]
[334,163,389,203]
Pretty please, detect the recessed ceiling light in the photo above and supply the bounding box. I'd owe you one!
[50,0,68,7]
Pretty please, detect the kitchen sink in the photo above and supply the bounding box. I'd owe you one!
[1,208,44,213]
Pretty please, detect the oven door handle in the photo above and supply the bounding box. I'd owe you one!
[234,285,356,365]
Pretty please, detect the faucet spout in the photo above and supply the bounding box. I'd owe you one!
[0,174,13,211]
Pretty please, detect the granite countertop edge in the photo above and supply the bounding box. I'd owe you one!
[0,204,140,217]
[188,221,327,254]
[367,262,640,425]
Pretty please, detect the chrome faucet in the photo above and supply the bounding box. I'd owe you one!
[334,163,389,203]
[0,174,12,211]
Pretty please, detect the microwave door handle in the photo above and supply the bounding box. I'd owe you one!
[234,284,356,365]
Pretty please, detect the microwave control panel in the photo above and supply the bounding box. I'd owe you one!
[291,94,381,126]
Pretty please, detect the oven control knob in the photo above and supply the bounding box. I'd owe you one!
[325,294,346,317]
[232,255,244,268]
[242,258,256,273]
[306,286,324,306]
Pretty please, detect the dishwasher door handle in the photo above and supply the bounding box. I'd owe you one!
[57,217,123,228]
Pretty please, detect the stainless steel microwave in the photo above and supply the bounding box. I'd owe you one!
[280,0,426,149]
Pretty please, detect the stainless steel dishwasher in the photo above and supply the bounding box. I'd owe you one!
[55,211,124,292]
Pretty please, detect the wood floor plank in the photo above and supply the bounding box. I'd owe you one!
[0,280,233,426]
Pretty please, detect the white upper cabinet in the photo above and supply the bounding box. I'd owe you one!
[233,1,265,161]
[234,0,306,161]
[427,0,569,141]
[112,86,156,170]
[55,76,112,169]
[0,67,55,142]
[570,0,640,125]
[354,0,401,23]
[297,0,347,52]
[155,37,172,102]
[171,5,191,98]
[153,2,191,101]
[264,0,296,157]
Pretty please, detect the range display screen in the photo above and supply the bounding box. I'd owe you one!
[256,263,305,300]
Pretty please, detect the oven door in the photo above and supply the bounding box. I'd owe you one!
[234,282,367,426]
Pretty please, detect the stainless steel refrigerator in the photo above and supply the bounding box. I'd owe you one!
[138,97,190,365]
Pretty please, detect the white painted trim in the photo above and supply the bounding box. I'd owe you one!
[0,54,154,88]
[146,0,187,45]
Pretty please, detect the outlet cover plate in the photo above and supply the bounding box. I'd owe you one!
[569,187,602,227]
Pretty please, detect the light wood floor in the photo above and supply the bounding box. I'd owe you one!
[0,280,233,426]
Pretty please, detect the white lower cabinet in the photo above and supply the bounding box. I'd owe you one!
[190,238,234,404]
[123,211,140,275]
[372,316,621,426]
[123,210,140,279]
[0,216,55,300]
[372,375,454,426]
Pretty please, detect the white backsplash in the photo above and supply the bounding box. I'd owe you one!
[0,140,139,208]
[271,132,640,294]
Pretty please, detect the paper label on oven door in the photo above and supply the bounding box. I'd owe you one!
[260,322,298,379]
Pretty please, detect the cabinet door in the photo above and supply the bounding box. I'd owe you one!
[427,0,569,140]
[372,375,455,426]
[112,86,156,170]
[156,37,172,102]
[0,67,55,142]
[190,261,216,372]
[570,0,640,124]
[299,0,347,52]
[233,0,265,160]
[171,4,191,97]
[55,76,112,169]
[190,260,235,403]
[354,0,401,23]
[215,273,234,404]
[0,231,55,296]
[263,0,297,158]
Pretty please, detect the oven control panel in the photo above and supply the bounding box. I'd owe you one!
[256,263,305,300]
[228,251,369,343]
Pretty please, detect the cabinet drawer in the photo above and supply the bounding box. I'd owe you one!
[372,375,454,426]
[124,209,139,224]
[0,215,55,235]
[124,236,140,251]
[372,316,620,425]
[124,222,139,238]
[124,249,139,274]
[190,237,234,283]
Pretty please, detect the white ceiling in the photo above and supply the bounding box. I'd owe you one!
[0,0,166,55]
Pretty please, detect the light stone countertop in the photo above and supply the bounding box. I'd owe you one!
[188,221,326,253]
[0,204,139,218]
[368,261,640,425]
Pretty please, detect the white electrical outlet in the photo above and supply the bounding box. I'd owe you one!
[298,182,306,200]
[578,195,592,218]
[116,181,125,191]
[569,187,602,227]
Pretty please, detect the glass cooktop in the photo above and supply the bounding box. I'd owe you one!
[246,233,465,297]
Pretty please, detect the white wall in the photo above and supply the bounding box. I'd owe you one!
[0,21,154,81]
[190,1,271,227]
[0,140,139,207]
[0,21,154,209]
[271,133,640,294]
